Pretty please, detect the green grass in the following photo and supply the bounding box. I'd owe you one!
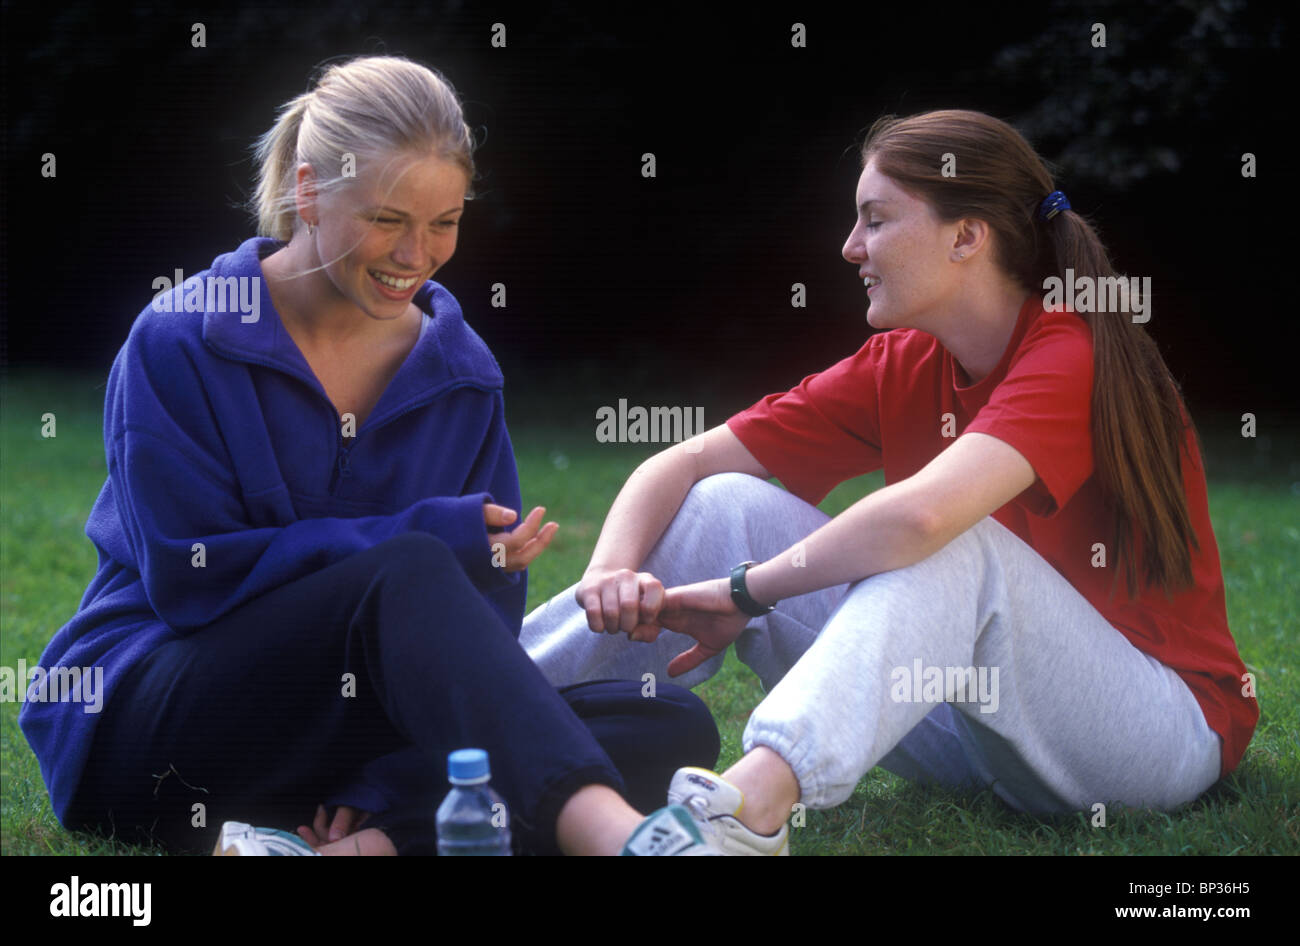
[2,368,1297,855]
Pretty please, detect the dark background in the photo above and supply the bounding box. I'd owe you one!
[2,0,1291,422]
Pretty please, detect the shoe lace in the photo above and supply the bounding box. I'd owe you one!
[683,794,723,844]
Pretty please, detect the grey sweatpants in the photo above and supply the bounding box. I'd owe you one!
[521,473,1222,813]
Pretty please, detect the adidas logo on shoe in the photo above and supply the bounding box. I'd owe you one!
[621,805,722,856]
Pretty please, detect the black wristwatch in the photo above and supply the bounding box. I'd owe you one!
[730,561,776,617]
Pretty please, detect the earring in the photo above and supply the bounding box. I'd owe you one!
[958,252,966,259]
[308,222,317,236]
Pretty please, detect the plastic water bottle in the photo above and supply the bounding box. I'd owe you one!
[436,748,512,856]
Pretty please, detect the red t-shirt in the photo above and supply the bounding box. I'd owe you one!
[727,295,1257,777]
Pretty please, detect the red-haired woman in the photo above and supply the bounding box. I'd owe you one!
[522,109,1258,855]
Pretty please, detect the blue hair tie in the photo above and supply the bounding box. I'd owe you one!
[1037,190,1071,221]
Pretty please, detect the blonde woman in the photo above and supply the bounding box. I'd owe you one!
[21,56,721,857]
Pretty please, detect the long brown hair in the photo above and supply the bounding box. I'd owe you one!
[862,109,1197,599]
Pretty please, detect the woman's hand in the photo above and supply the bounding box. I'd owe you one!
[575,567,666,638]
[297,804,370,848]
[484,503,559,573]
[651,577,751,677]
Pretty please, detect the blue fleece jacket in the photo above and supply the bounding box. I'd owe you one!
[19,236,526,822]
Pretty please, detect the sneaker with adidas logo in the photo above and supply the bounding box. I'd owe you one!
[667,767,790,856]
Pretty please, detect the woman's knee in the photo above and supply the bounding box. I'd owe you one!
[655,472,824,567]
[562,679,720,772]
[644,682,722,767]
[679,472,787,519]
[355,532,487,623]
[365,531,460,582]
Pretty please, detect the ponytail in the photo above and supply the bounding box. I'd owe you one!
[251,93,311,242]
[1044,211,1199,599]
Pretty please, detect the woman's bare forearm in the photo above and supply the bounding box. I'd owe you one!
[576,424,773,634]
[742,479,937,605]
[584,444,698,576]
[743,432,1037,606]
[585,424,773,577]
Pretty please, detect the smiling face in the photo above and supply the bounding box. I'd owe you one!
[841,157,964,333]
[308,151,469,322]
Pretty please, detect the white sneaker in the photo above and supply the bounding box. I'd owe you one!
[620,805,722,855]
[213,821,321,856]
[668,767,790,855]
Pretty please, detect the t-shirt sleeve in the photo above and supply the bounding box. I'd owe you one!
[963,314,1094,517]
[726,340,884,506]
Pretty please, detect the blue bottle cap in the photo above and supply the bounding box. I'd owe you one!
[447,748,491,783]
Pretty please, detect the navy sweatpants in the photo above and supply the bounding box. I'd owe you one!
[65,533,720,854]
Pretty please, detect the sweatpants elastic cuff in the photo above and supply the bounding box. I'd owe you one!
[743,729,827,809]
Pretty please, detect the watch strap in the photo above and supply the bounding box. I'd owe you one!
[730,561,776,617]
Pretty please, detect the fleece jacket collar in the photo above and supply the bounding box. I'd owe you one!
[199,237,503,428]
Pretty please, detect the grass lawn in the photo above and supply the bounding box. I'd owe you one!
[2,367,1297,855]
